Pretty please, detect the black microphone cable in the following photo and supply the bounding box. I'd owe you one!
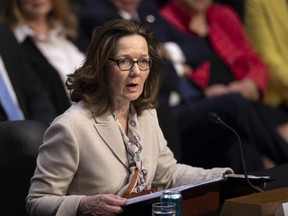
[208,112,264,193]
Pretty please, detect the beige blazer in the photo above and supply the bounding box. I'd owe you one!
[26,101,232,216]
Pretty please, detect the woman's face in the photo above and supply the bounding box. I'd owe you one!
[177,0,212,13]
[111,0,141,13]
[18,0,51,20]
[108,34,150,107]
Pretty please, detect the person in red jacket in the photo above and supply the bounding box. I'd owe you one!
[160,0,267,101]
[159,0,288,168]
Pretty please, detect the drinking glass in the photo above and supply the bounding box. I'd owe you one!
[152,202,176,216]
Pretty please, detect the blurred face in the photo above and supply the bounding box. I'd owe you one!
[18,0,51,20]
[108,35,150,107]
[111,0,141,13]
[177,0,212,13]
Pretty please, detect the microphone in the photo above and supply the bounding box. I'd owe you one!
[208,112,263,193]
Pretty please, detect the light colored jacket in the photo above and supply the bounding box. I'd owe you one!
[245,0,288,107]
[26,101,232,216]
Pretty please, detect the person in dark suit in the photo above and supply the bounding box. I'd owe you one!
[1,0,88,116]
[0,23,56,123]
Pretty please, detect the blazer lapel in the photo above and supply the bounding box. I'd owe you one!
[93,111,129,168]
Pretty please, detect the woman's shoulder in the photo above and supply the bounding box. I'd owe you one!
[51,101,91,125]
[209,3,239,18]
[208,3,243,26]
[138,109,158,125]
[142,108,157,117]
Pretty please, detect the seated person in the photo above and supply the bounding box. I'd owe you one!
[26,19,233,216]
[1,0,87,116]
[244,0,288,143]
[0,22,56,124]
[159,0,288,169]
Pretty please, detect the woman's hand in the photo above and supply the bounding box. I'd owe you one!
[204,84,230,98]
[227,79,260,101]
[78,194,127,216]
[204,79,260,101]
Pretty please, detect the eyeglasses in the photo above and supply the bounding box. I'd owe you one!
[108,58,152,71]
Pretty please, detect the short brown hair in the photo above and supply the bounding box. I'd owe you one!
[66,19,163,116]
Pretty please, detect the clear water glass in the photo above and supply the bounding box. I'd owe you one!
[152,202,176,216]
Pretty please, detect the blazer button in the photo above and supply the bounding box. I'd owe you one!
[130,120,136,127]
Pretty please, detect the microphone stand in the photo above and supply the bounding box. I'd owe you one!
[208,112,263,193]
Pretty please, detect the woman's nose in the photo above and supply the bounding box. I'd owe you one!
[129,63,140,76]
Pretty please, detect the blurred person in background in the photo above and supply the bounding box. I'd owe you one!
[0,22,56,123]
[245,0,288,144]
[0,0,88,116]
[159,0,288,169]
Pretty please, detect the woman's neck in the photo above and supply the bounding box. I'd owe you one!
[112,103,130,134]
[189,13,209,37]
[26,17,50,36]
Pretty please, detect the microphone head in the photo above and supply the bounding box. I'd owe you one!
[208,112,222,124]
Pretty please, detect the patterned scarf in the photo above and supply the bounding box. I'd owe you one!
[114,106,151,196]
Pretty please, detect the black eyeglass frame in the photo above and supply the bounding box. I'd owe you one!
[108,58,152,71]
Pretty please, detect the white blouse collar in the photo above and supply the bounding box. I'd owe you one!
[14,22,64,43]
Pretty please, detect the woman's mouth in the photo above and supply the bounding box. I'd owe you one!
[126,83,138,92]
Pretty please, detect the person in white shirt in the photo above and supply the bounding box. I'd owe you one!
[1,0,88,115]
[0,22,56,123]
